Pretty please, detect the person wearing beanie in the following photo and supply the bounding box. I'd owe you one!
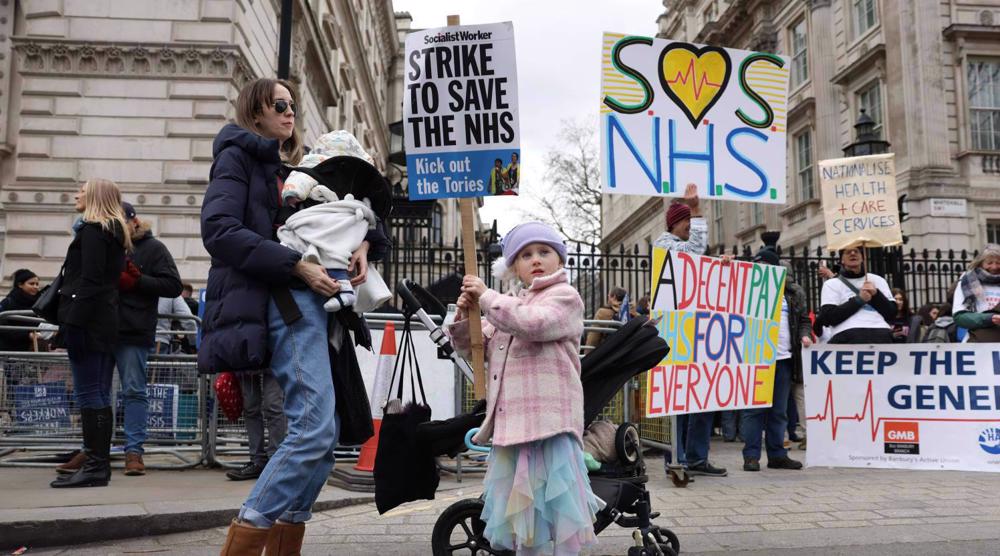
[653,184,727,477]
[0,268,41,351]
[814,246,896,344]
[446,221,601,554]
[740,246,811,472]
[653,183,707,255]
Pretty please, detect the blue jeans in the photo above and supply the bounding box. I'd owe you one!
[721,410,739,440]
[239,287,339,527]
[666,414,688,466]
[741,358,793,460]
[65,326,115,409]
[684,411,715,466]
[786,388,800,439]
[114,343,151,454]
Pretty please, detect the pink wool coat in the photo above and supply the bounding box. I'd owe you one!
[447,270,585,447]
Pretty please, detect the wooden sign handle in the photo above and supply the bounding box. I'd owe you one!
[460,198,487,399]
[446,13,486,399]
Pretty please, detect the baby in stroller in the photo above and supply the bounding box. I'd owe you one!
[276,130,392,313]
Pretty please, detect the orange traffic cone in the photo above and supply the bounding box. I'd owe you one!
[355,322,397,472]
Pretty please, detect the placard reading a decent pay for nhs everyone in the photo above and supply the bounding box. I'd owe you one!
[819,153,902,250]
[600,33,790,203]
[804,344,1000,472]
[404,22,520,200]
[646,248,786,417]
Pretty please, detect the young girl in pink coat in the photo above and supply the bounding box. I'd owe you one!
[447,221,601,555]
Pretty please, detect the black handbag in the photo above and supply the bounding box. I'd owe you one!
[32,266,64,324]
[373,316,438,514]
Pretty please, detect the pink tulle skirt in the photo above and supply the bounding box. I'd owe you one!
[480,433,603,555]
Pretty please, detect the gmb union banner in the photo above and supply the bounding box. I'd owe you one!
[646,248,786,416]
[805,344,1000,472]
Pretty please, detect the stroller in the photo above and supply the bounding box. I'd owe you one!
[395,280,680,556]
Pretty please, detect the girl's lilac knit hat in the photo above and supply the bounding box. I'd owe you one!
[492,221,567,280]
[501,221,567,262]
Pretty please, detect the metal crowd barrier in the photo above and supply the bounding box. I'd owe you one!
[0,311,207,469]
[1,309,671,472]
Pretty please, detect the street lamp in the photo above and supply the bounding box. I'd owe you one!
[842,109,890,157]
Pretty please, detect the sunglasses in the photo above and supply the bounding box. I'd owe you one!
[272,100,296,114]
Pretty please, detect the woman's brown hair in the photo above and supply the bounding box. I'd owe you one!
[234,78,304,165]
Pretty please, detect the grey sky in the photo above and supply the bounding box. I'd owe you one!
[392,0,664,233]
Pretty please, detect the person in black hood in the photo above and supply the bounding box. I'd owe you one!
[112,202,182,477]
[0,268,41,351]
[815,247,896,344]
[51,179,129,489]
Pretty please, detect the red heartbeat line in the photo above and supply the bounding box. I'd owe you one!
[666,59,724,101]
[807,380,998,442]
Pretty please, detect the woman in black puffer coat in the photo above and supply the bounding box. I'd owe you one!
[51,179,130,489]
[0,268,41,351]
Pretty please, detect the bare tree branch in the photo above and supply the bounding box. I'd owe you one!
[521,117,602,245]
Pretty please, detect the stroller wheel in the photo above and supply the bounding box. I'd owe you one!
[615,423,642,464]
[431,498,512,556]
[667,466,691,487]
[653,525,680,554]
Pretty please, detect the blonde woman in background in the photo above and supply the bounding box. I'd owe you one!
[51,179,130,489]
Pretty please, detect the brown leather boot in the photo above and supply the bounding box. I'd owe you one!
[265,521,305,556]
[124,453,146,476]
[219,519,270,556]
[55,451,87,475]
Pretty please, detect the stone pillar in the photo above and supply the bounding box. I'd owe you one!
[885,0,952,172]
[806,0,841,161]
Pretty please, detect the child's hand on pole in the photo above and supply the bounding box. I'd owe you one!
[455,292,472,320]
[462,275,487,299]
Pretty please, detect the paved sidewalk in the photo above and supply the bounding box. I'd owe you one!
[17,441,1000,554]
[0,461,386,550]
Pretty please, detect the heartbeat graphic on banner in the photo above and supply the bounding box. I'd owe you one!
[808,380,998,442]
[665,59,724,101]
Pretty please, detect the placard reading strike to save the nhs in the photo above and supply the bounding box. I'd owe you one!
[404,22,520,200]
[599,33,790,203]
[646,248,787,417]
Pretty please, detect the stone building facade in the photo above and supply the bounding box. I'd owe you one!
[0,0,406,287]
[602,0,1000,255]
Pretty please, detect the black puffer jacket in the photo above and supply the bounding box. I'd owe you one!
[785,280,813,384]
[118,221,183,347]
[199,124,390,373]
[0,287,39,351]
[58,220,127,352]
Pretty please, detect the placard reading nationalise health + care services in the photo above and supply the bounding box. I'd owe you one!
[819,153,902,250]
[404,22,520,200]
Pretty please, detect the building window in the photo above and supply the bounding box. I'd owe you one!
[988,220,1000,245]
[857,81,883,138]
[702,2,715,25]
[790,19,808,88]
[752,203,763,226]
[968,58,1000,151]
[795,130,814,201]
[852,0,877,38]
[432,203,443,244]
